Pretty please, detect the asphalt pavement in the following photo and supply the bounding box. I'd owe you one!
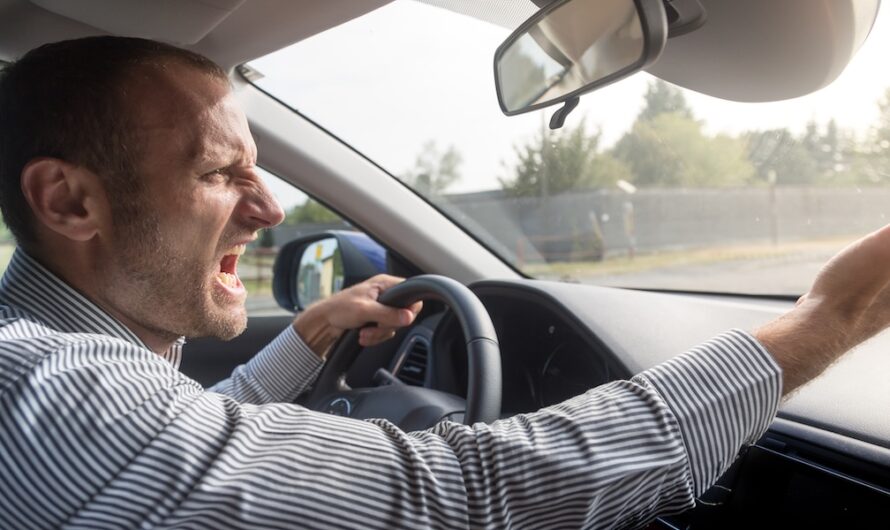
[574,247,841,296]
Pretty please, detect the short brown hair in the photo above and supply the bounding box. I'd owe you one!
[0,36,228,246]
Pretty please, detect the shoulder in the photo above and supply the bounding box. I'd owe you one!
[0,309,201,409]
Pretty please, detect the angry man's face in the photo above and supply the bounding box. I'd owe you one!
[96,62,285,345]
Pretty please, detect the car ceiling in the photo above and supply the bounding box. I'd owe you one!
[0,0,881,103]
[0,0,391,68]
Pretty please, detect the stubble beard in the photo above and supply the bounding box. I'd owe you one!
[109,205,248,342]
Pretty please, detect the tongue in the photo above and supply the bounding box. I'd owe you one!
[220,255,237,275]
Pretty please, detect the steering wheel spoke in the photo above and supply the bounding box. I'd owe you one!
[307,275,502,430]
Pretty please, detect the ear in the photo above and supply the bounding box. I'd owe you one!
[20,158,108,242]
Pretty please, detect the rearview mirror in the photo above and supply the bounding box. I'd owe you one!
[494,0,667,118]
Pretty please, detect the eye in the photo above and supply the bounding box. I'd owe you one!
[201,167,231,184]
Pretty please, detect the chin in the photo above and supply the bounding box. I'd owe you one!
[215,325,246,341]
[212,310,248,341]
[189,297,248,341]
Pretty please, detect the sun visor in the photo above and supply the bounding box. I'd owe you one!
[27,0,246,45]
[646,0,881,102]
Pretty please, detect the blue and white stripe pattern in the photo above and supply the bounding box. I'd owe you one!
[0,248,781,529]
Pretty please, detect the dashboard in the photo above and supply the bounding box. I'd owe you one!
[424,287,629,415]
[373,279,890,527]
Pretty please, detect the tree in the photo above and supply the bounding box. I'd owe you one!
[614,112,754,187]
[500,121,632,197]
[402,141,462,195]
[800,119,846,183]
[863,87,890,183]
[745,128,819,185]
[285,199,341,224]
[637,79,694,122]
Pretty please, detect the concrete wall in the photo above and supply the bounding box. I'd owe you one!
[443,187,890,262]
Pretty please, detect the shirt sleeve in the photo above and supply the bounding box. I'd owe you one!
[208,324,324,404]
[1,329,781,530]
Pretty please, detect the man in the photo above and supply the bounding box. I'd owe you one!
[0,36,884,529]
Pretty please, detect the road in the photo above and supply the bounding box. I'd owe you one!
[569,247,842,295]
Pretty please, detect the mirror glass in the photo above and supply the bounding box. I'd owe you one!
[496,0,646,114]
[297,238,344,307]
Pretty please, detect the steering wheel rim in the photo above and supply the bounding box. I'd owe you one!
[308,275,502,426]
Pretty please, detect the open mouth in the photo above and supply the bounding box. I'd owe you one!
[216,244,246,289]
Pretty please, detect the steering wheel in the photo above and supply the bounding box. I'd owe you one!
[308,275,501,431]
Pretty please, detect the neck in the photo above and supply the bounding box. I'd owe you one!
[29,244,179,354]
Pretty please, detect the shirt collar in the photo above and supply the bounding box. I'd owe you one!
[0,248,184,369]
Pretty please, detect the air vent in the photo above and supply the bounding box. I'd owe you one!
[395,338,429,386]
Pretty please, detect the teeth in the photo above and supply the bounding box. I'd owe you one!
[224,244,246,256]
[216,272,238,287]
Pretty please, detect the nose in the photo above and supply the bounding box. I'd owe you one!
[238,176,285,229]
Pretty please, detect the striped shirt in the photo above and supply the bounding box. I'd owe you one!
[0,248,782,529]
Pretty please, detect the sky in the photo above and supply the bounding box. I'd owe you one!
[253,0,890,198]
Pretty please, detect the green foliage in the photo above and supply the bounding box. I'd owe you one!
[257,228,275,248]
[614,112,754,187]
[402,141,462,195]
[496,79,890,194]
[746,119,877,186]
[745,128,819,185]
[862,87,890,184]
[285,199,341,224]
[500,121,632,197]
[0,222,11,243]
[637,79,694,122]
[614,79,755,187]
[801,119,846,182]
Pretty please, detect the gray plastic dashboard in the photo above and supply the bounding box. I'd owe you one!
[471,279,890,456]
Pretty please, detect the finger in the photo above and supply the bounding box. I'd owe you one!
[367,274,407,295]
[359,327,397,347]
[359,301,418,329]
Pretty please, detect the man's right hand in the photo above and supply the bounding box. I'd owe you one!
[755,224,890,394]
[293,274,423,359]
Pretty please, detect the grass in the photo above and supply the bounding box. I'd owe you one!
[524,236,854,278]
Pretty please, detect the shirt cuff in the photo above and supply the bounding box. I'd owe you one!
[248,324,325,402]
[633,329,782,497]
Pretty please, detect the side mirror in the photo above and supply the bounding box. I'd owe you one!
[273,231,386,312]
[494,0,668,120]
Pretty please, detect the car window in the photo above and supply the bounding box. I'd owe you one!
[247,0,890,297]
[249,168,352,316]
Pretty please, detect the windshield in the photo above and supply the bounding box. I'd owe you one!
[248,0,890,296]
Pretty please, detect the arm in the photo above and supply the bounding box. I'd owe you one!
[209,274,422,404]
[755,224,890,395]
[5,329,777,530]
[207,324,325,403]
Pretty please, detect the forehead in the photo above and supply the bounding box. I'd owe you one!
[125,63,255,167]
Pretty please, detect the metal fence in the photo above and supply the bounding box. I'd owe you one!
[441,187,890,263]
